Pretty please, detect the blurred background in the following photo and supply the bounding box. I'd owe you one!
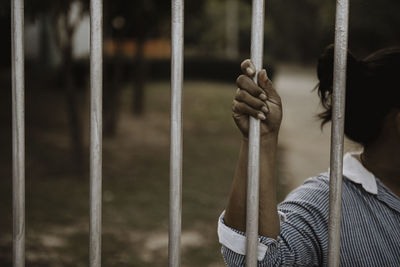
[0,0,399,266]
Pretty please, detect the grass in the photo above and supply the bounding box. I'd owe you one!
[0,80,287,266]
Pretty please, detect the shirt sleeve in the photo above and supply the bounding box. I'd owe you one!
[218,175,330,267]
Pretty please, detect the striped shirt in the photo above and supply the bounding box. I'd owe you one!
[218,153,400,266]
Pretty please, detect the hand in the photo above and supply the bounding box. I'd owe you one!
[232,59,282,138]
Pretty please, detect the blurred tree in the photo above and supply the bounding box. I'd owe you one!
[185,0,242,56]
[264,0,334,62]
[225,0,240,59]
[185,0,400,63]
[25,0,89,173]
[3,0,400,65]
[267,0,400,62]
[104,0,205,117]
[105,0,164,116]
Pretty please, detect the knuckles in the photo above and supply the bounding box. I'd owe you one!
[232,100,238,111]
[236,75,248,87]
[256,101,264,108]
[235,89,245,100]
[232,100,243,113]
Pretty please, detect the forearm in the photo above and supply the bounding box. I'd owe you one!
[224,135,280,238]
[259,136,280,238]
[224,139,250,232]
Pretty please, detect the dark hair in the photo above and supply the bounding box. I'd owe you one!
[317,44,400,146]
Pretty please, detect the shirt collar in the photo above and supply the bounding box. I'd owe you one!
[342,152,378,195]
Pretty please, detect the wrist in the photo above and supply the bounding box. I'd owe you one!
[241,133,278,145]
[260,132,279,145]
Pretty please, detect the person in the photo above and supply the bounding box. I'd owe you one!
[218,45,400,266]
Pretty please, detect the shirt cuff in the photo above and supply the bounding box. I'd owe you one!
[218,211,285,261]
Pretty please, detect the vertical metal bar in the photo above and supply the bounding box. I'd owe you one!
[169,0,184,266]
[328,0,349,266]
[246,0,265,266]
[89,0,103,266]
[11,0,25,266]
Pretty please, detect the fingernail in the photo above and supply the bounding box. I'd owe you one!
[258,113,266,120]
[259,93,267,101]
[246,67,255,76]
[261,106,269,114]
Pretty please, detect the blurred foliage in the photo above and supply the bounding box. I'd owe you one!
[265,0,335,62]
[185,0,400,62]
[24,0,89,20]
[105,0,204,40]
[104,0,169,40]
[0,0,399,64]
[265,0,400,61]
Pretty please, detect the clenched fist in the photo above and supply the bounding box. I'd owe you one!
[232,59,283,138]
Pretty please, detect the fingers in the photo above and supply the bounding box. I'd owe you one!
[232,100,267,121]
[235,88,268,112]
[236,75,266,99]
[257,69,281,105]
[241,59,256,77]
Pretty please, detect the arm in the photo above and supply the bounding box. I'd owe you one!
[220,62,326,265]
[225,135,280,238]
[221,175,329,266]
[224,60,282,238]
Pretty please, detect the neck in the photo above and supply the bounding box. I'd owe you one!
[362,138,400,194]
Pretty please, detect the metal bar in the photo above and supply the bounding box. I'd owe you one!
[169,0,184,266]
[246,0,265,266]
[11,0,25,266]
[328,0,349,266]
[89,0,103,266]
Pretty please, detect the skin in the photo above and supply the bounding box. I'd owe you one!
[224,59,400,238]
[224,59,281,238]
[361,110,400,196]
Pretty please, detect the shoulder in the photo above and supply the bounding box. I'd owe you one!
[285,171,364,198]
[281,172,366,210]
[284,173,330,203]
[277,173,331,222]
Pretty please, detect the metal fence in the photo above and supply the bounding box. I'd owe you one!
[89,0,103,266]
[245,1,265,266]
[11,0,25,266]
[169,0,184,266]
[327,0,349,266]
[10,0,349,266]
